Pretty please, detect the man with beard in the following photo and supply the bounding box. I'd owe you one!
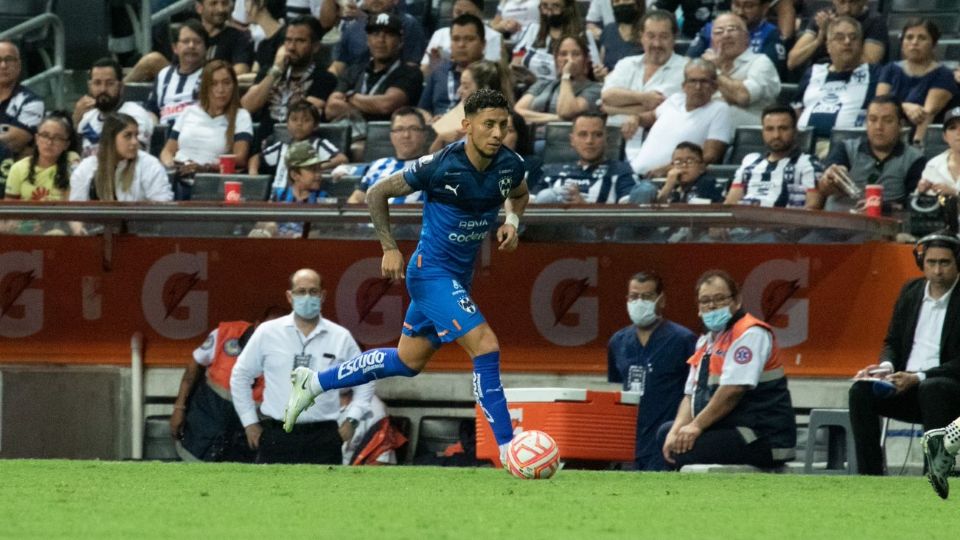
[608,271,696,471]
[330,0,427,77]
[241,16,338,137]
[725,105,823,208]
[74,58,156,158]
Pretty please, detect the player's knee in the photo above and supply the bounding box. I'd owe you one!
[464,324,499,357]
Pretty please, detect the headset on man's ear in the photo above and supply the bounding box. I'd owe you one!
[913,231,960,270]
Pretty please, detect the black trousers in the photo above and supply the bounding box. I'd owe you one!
[181,381,256,463]
[257,419,342,465]
[656,421,776,470]
[849,377,960,475]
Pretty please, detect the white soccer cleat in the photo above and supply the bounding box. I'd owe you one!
[283,367,319,433]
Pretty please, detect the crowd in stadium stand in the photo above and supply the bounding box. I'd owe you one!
[3,0,960,221]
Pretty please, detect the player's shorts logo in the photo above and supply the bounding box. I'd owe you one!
[498,176,512,198]
[223,338,241,357]
[458,296,477,314]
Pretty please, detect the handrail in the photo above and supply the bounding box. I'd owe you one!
[151,0,196,24]
[0,202,902,238]
[0,13,65,108]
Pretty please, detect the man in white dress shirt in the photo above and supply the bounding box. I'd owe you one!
[849,233,960,476]
[601,10,686,148]
[231,268,375,464]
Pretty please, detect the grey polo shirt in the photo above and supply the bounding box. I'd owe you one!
[823,138,925,212]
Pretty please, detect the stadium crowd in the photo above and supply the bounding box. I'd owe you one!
[2,0,960,219]
[5,0,960,480]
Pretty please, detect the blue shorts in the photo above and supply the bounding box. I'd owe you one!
[401,275,486,348]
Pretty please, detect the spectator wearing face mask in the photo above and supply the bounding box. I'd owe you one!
[510,0,585,83]
[608,271,696,471]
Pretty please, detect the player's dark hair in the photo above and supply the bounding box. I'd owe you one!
[288,15,324,42]
[287,99,321,125]
[464,88,509,116]
[695,269,740,298]
[673,141,703,160]
[630,271,663,295]
[391,106,426,128]
[761,104,797,126]
[90,57,122,81]
[451,14,485,42]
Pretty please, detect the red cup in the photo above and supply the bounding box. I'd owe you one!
[224,181,242,203]
[219,154,236,174]
[864,184,883,217]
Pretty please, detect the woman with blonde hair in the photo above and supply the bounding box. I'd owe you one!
[69,112,172,202]
[160,60,253,199]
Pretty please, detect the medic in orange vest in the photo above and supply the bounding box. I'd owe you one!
[171,308,284,462]
[660,270,796,470]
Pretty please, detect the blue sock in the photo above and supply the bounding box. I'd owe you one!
[472,351,514,445]
[316,348,418,392]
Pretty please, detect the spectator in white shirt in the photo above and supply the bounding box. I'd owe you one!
[700,13,780,127]
[421,0,504,76]
[69,113,173,207]
[629,58,732,177]
[491,0,540,36]
[510,0,584,83]
[601,11,686,143]
[160,60,253,200]
[917,107,960,197]
[231,268,374,464]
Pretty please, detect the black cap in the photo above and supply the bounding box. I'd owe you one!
[366,12,403,34]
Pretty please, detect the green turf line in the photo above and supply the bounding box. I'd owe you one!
[0,460,955,539]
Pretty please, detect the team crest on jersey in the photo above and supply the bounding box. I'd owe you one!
[733,346,753,365]
[458,296,477,314]
[452,279,464,291]
[498,176,512,198]
[223,338,242,356]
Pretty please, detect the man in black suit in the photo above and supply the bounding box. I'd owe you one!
[849,231,960,475]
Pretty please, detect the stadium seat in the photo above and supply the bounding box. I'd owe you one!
[725,126,815,164]
[828,126,911,151]
[777,83,799,106]
[314,124,352,158]
[191,174,272,201]
[923,124,947,156]
[706,163,740,183]
[413,417,467,460]
[148,124,168,157]
[674,39,691,55]
[361,122,437,162]
[324,175,360,199]
[431,0,455,33]
[0,0,53,40]
[803,408,857,475]
[122,82,153,106]
[542,122,623,164]
[886,0,960,13]
[887,13,960,34]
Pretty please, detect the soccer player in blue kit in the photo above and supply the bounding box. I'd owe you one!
[283,88,530,462]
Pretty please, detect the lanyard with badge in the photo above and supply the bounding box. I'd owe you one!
[361,59,401,95]
[293,329,316,369]
[447,70,459,109]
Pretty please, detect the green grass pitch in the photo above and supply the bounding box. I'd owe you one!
[0,460,957,539]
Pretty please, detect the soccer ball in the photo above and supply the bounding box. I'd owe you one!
[506,430,560,480]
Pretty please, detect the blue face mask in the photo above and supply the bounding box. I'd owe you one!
[701,307,732,332]
[292,295,322,320]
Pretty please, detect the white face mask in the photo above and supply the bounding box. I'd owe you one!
[292,294,322,320]
[627,297,660,328]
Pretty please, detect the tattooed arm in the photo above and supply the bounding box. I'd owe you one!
[366,171,415,279]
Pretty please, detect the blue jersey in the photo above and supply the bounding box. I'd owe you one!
[402,141,525,281]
